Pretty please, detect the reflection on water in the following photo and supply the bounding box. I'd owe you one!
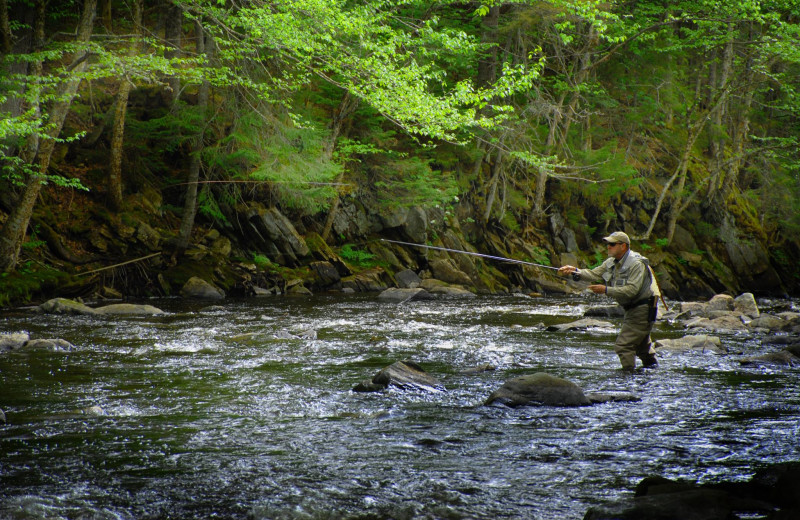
[1,294,799,519]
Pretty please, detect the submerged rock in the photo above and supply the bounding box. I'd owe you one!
[484,373,590,407]
[352,360,444,393]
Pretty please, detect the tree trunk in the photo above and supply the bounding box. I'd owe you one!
[482,150,504,224]
[0,0,11,54]
[476,6,499,88]
[0,0,96,272]
[174,21,209,257]
[321,91,358,242]
[108,0,142,211]
[163,0,182,106]
[706,26,734,202]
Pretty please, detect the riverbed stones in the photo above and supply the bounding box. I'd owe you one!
[484,373,591,407]
[352,360,444,393]
[180,276,225,299]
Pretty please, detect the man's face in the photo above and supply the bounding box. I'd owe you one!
[606,241,627,260]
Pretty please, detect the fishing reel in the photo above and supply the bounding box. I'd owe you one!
[571,271,581,282]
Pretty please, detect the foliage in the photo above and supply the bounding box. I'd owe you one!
[338,244,376,267]
[374,157,459,209]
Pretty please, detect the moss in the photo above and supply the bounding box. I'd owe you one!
[0,264,71,307]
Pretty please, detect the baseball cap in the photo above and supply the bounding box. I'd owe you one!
[603,231,630,245]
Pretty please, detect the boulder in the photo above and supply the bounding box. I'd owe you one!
[95,303,165,315]
[395,269,422,289]
[352,360,444,393]
[37,298,97,315]
[654,335,727,354]
[484,373,591,407]
[0,333,30,352]
[286,280,313,296]
[428,258,473,287]
[546,318,615,332]
[402,206,427,244]
[707,294,734,312]
[341,268,391,292]
[180,276,225,300]
[734,292,760,318]
[423,283,476,298]
[310,261,341,287]
[747,314,786,331]
[684,315,748,333]
[378,287,434,303]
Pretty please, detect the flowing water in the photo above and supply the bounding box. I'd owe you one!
[1,293,799,519]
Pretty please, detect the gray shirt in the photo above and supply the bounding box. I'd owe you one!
[577,250,653,307]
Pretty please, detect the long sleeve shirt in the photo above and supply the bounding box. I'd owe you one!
[576,250,654,308]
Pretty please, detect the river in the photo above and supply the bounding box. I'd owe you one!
[1,293,799,519]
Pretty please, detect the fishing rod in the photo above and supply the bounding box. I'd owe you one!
[380,239,581,281]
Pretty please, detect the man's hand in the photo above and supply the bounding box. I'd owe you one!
[557,265,578,277]
[588,284,607,294]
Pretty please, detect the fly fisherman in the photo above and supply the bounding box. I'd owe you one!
[557,231,660,372]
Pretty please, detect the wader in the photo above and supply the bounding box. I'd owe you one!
[615,297,658,371]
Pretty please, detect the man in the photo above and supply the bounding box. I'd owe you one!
[557,231,659,371]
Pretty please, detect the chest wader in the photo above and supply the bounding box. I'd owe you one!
[605,257,659,371]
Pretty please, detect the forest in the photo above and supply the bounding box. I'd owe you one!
[2,0,800,305]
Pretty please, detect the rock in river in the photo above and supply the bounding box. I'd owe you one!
[353,360,444,393]
[484,373,591,407]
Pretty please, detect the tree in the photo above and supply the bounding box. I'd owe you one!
[108,0,143,210]
[0,0,97,272]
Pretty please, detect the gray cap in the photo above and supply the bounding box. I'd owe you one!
[603,231,630,245]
